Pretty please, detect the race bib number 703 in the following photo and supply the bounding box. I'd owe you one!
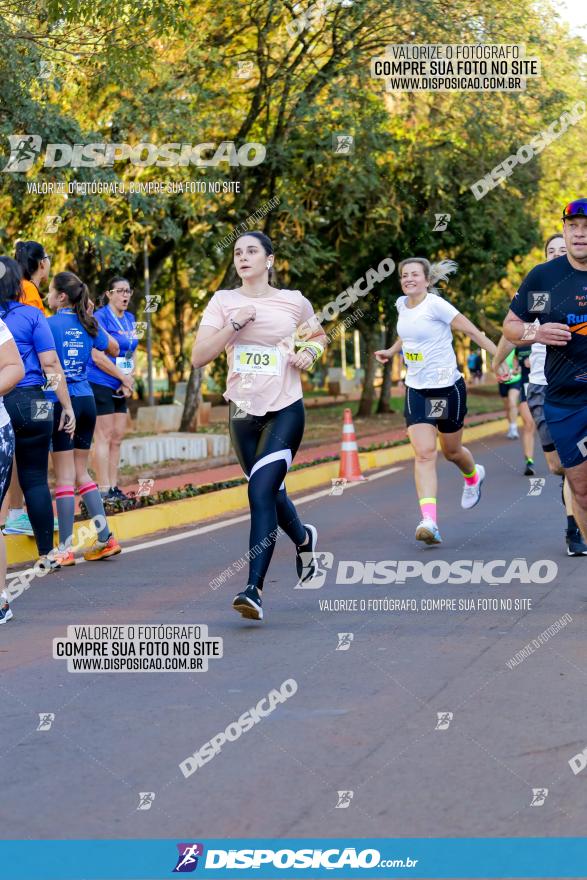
[233,344,281,375]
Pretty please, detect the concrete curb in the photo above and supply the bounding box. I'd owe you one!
[5,418,508,567]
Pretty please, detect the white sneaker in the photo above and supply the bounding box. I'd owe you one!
[461,464,485,509]
[415,519,442,545]
[506,426,519,439]
[295,524,318,586]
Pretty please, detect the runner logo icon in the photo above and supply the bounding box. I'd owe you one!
[173,843,204,872]
[528,478,546,496]
[332,134,354,155]
[426,398,448,418]
[144,294,161,313]
[2,135,42,171]
[136,792,155,810]
[336,632,354,651]
[435,711,453,730]
[433,213,451,231]
[37,713,55,731]
[44,215,63,234]
[528,291,550,313]
[236,60,254,79]
[294,551,334,589]
[530,787,548,806]
[31,400,53,420]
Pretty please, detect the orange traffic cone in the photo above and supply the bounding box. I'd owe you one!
[339,409,365,481]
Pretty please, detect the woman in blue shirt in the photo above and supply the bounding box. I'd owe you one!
[0,257,75,565]
[87,277,138,501]
[0,260,26,624]
[47,271,122,564]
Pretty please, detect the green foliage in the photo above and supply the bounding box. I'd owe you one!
[1,0,586,393]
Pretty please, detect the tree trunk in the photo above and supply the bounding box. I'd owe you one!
[179,365,203,432]
[376,324,394,414]
[166,368,176,399]
[173,253,187,382]
[356,323,377,417]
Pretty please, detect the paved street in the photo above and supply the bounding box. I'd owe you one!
[2,431,586,847]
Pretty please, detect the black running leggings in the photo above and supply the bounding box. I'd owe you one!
[229,398,307,589]
[4,386,54,556]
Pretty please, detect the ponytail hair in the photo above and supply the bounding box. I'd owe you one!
[15,240,45,280]
[428,259,458,295]
[53,271,99,336]
[398,257,458,296]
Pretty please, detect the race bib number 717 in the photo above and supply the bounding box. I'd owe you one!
[404,351,424,363]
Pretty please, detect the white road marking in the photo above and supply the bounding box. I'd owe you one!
[8,466,404,576]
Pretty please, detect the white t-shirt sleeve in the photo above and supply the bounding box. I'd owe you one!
[199,293,225,330]
[0,317,14,346]
[429,295,459,324]
[396,296,406,313]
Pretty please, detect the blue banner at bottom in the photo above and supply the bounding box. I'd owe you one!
[2,838,585,879]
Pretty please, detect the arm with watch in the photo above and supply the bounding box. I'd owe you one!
[288,333,328,372]
[192,305,256,368]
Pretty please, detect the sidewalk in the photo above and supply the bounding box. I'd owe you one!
[7,414,507,567]
[120,409,504,495]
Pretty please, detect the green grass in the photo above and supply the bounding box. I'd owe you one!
[308,390,502,421]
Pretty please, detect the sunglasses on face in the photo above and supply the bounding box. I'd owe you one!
[110,288,133,296]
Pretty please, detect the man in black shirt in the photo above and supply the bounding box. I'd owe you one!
[503,198,587,541]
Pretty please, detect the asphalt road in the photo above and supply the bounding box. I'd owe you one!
[2,430,586,853]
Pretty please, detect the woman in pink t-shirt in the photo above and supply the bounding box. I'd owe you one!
[193,232,327,621]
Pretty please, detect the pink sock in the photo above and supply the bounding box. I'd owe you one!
[463,467,479,486]
[419,498,437,522]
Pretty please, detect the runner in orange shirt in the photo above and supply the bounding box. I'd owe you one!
[15,240,49,314]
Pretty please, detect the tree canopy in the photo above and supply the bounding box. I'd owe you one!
[1,0,585,412]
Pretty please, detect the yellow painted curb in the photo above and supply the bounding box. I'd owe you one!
[5,417,508,567]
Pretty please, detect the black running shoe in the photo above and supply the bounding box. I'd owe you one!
[110,486,130,501]
[524,460,535,476]
[295,524,318,585]
[38,554,61,572]
[233,585,263,620]
[566,528,587,557]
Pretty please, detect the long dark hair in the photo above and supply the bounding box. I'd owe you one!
[53,271,99,336]
[14,240,45,280]
[0,257,25,312]
[234,231,276,284]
